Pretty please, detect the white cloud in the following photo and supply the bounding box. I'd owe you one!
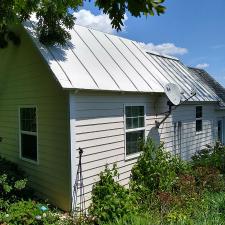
[73,9,128,34]
[196,63,209,69]
[139,42,188,56]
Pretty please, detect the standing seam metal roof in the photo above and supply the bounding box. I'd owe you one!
[189,67,225,106]
[23,18,219,102]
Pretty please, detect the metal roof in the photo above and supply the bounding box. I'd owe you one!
[189,67,225,106]
[23,18,219,102]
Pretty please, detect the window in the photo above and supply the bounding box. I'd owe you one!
[125,105,145,156]
[19,107,38,162]
[196,106,202,132]
[218,119,223,144]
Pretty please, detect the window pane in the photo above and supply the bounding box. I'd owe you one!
[138,116,144,127]
[139,106,144,116]
[125,106,132,117]
[125,106,145,129]
[21,134,37,161]
[20,108,36,132]
[126,130,144,155]
[196,120,202,132]
[132,117,139,128]
[125,106,144,117]
[126,118,132,129]
[196,106,202,118]
[132,107,140,117]
[126,116,144,129]
[218,120,223,143]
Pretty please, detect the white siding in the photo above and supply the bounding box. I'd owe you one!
[71,92,218,208]
[213,109,225,144]
[0,27,70,210]
[156,97,217,159]
[71,92,157,206]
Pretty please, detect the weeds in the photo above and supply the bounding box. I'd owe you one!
[2,140,225,224]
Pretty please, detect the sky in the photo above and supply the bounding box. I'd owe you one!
[74,0,225,87]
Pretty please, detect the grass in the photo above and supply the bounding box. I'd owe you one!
[104,192,225,225]
[104,213,159,225]
[2,141,225,225]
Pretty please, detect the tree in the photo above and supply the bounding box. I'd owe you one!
[0,0,166,48]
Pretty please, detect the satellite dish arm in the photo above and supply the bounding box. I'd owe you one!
[155,111,171,128]
[155,102,173,128]
[173,92,196,110]
[155,92,196,128]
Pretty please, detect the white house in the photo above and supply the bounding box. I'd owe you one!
[0,20,225,211]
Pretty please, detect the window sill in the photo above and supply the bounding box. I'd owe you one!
[125,151,142,161]
[196,131,203,135]
[20,157,39,165]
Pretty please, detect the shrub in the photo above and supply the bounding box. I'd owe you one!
[174,174,197,196]
[192,142,225,173]
[193,166,225,192]
[89,164,137,224]
[0,156,74,225]
[0,200,61,225]
[130,139,190,208]
[0,156,33,211]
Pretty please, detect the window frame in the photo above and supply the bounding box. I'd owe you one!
[217,118,224,144]
[124,104,146,160]
[18,106,39,164]
[196,105,203,133]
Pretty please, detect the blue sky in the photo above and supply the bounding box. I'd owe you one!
[75,0,225,86]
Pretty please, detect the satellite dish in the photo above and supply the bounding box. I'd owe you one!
[156,83,196,128]
[164,83,181,106]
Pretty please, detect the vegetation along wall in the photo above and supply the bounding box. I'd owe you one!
[0,26,71,211]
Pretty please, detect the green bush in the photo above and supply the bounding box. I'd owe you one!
[0,156,33,211]
[192,142,225,173]
[88,164,137,224]
[174,174,197,196]
[130,139,190,208]
[88,140,225,225]
[0,200,61,225]
[0,156,72,225]
[193,166,225,192]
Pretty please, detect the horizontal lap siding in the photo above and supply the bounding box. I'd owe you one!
[72,93,157,208]
[171,103,216,160]
[0,27,70,210]
[72,93,218,208]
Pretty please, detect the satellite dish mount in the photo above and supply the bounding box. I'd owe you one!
[155,83,196,128]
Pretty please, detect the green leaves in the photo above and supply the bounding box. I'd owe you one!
[192,142,225,173]
[0,156,31,212]
[0,200,61,225]
[89,164,137,224]
[0,156,74,225]
[130,139,191,208]
[95,0,166,31]
[0,0,166,47]
[36,0,83,46]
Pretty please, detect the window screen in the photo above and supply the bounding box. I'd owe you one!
[125,106,145,155]
[20,107,37,161]
[196,106,202,132]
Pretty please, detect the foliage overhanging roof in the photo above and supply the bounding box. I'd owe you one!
[23,18,220,102]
